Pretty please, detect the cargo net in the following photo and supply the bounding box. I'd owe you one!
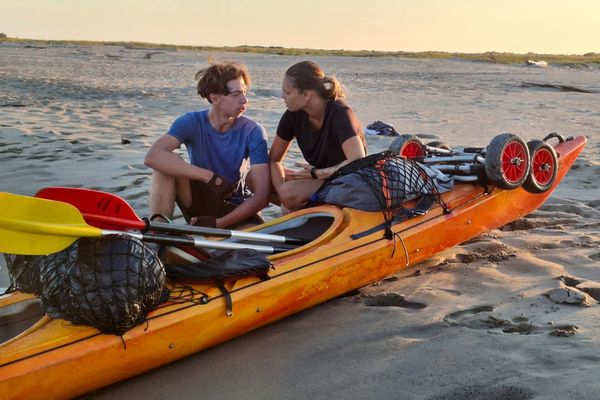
[5,234,168,336]
[314,151,450,239]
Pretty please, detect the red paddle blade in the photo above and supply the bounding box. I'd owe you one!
[35,187,146,230]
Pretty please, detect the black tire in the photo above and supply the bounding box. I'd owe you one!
[388,134,425,159]
[485,133,530,189]
[522,140,558,194]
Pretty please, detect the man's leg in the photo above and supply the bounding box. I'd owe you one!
[149,172,210,262]
[149,170,191,220]
[176,179,226,224]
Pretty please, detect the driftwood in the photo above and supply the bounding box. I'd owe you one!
[520,82,594,94]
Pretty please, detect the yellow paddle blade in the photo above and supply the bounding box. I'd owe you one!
[0,192,103,255]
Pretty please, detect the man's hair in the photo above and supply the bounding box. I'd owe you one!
[195,62,251,103]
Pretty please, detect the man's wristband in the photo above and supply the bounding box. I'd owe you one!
[310,167,318,179]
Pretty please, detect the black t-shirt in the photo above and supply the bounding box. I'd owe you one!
[276,100,365,169]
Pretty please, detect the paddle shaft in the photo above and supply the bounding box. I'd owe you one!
[112,230,295,254]
[146,220,306,245]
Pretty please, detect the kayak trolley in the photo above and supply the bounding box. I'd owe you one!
[389,132,560,192]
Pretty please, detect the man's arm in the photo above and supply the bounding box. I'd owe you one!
[216,163,270,228]
[144,134,214,183]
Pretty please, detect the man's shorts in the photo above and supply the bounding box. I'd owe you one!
[176,179,264,228]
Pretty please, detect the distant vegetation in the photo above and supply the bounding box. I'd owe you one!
[1,36,599,66]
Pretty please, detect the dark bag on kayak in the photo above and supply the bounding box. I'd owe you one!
[165,248,272,283]
[165,248,272,317]
[6,235,167,335]
[44,234,167,335]
[4,247,80,296]
[313,151,452,212]
[311,151,452,240]
[4,253,43,295]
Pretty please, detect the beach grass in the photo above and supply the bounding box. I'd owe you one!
[2,36,599,65]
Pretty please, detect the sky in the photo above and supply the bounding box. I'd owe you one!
[1,0,598,54]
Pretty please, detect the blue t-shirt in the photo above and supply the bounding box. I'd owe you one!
[168,110,268,202]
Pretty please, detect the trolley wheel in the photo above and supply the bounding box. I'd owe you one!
[522,140,558,194]
[388,134,425,159]
[485,133,530,189]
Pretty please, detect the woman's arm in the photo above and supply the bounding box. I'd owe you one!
[305,135,366,179]
[301,103,366,179]
[268,135,293,192]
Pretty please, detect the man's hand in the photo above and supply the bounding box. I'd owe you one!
[208,173,234,198]
[190,215,217,228]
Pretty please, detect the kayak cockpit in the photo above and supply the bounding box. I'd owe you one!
[247,206,346,259]
[256,211,338,241]
[0,292,45,344]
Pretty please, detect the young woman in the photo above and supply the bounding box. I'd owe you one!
[269,61,367,211]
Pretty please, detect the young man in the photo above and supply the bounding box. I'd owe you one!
[144,62,270,228]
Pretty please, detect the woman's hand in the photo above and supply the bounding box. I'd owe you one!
[285,162,313,180]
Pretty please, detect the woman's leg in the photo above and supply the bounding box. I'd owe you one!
[278,179,324,211]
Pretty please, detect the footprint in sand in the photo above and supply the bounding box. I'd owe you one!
[443,305,577,336]
[428,384,534,400]
[443,305,495,327]
[500,218,538,231]
[452,242,516,264]
[363,292,427,309]
[549,275,600,304]
[539,240,576,250]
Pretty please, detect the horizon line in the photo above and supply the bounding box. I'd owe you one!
[2,36,599,62]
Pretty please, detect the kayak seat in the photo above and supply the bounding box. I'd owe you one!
[254,214,335,244]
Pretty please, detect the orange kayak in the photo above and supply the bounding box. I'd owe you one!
[0,136,586,400]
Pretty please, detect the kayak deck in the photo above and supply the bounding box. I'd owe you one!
[0,135,587,400]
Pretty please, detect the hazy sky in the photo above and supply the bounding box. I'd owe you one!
[1,0,598,54]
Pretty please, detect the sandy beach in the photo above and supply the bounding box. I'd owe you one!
[1,43,600,399]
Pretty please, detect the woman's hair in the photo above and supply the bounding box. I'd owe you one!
[195,62,251,103]
[285,61,345,100]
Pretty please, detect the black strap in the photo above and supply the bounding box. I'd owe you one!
[217,283,233,317]
[351,195,437,240]
[215,273,271,317]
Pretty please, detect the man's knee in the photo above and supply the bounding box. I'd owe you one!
[150,169,174,187]
[150,171,191,207]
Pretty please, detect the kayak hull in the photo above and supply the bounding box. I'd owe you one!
[0,136,586,399]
